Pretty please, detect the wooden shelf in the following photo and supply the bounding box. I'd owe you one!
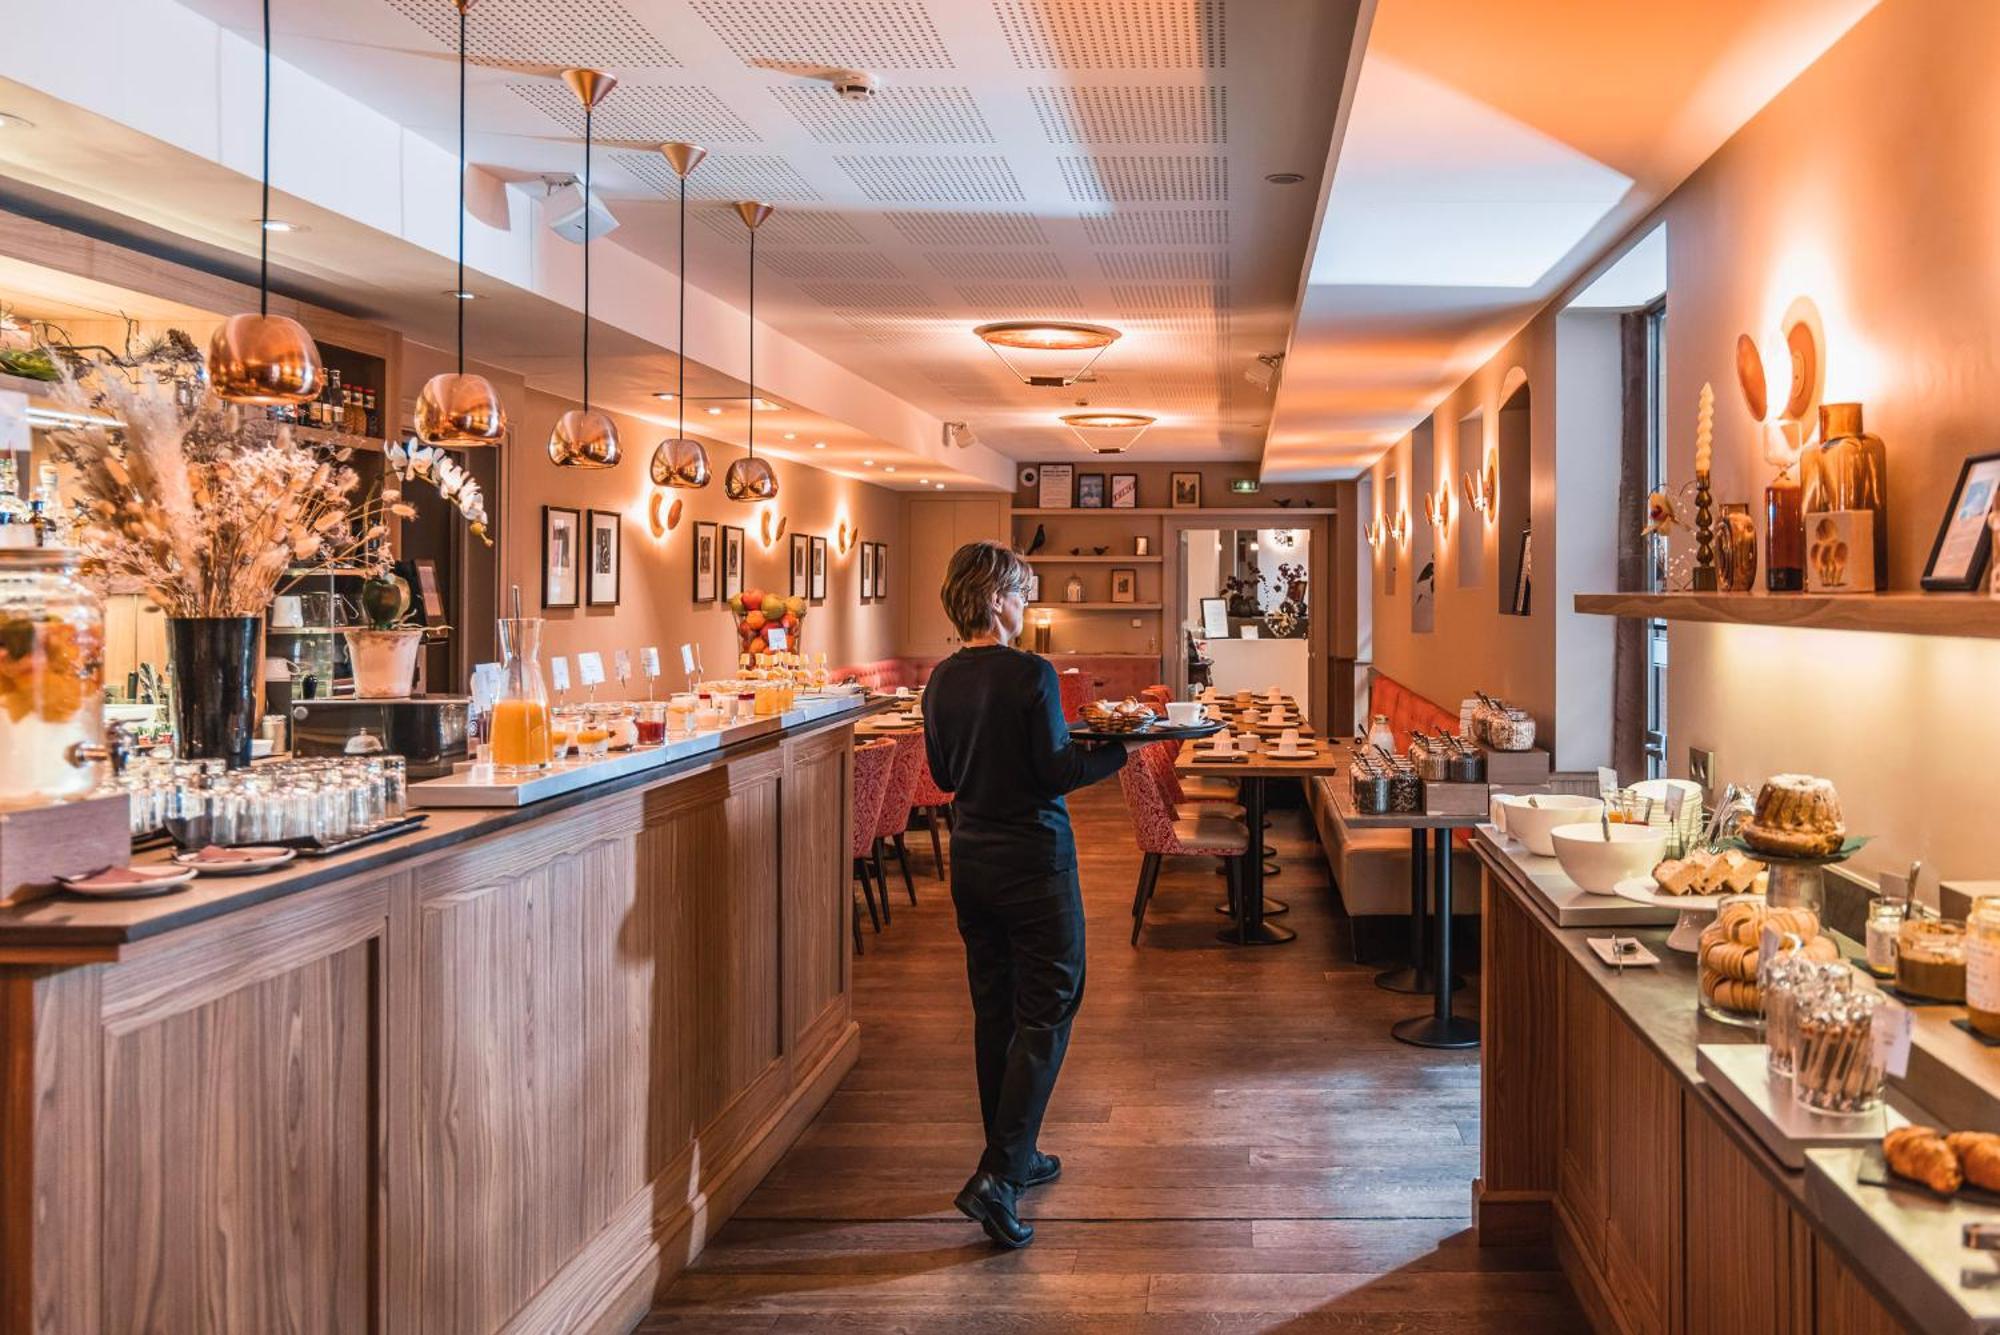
[1010,507,1337,518]
[1574,590,2000,640]
[1030,602,1163,612]
[1025,555,1162,564]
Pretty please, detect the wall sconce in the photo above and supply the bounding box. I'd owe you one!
[647,490,684,539]
[836,519,857,555]
[1365,517,1387,550]
[1425,484,1452,533]
[1389,509,1411,545]
[758,506,787,548]
[1462,457,1495,516]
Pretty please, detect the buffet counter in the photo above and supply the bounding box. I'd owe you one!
[0,701,873,1334]
[1473,826,1999,1335]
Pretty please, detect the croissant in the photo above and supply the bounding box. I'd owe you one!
[1886,1126,1961,1194]
[1947,1132,2000,1192]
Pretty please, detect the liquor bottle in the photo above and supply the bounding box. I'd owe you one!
[363,385,377,435]
[0,458,29,551]
[31,463,66,547]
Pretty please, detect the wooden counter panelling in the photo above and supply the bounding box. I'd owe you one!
[0,719,862,1335]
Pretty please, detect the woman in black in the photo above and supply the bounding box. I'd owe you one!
[924,540,1137,1249]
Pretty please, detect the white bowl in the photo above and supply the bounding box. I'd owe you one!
[1493,793,1604,856]
[1549,822,1670,896]
[1631,778,1704,837]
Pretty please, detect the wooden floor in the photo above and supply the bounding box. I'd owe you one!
[644,778,1585,1332]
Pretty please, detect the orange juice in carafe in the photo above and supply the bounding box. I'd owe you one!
[490,698,552,769]
[494,610,555,773]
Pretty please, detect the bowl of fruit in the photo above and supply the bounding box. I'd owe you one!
[728,588,807,655]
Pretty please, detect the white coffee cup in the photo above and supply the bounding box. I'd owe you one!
[1279,728,1301,752]
[1238,732,1261,753]
[1266,688,1283,704]
[1166,701,1203,726]
[1241,708,1262,727]
[1209,729,1234,755]
[270,594,303,629]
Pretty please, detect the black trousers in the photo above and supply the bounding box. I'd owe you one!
[950,867,1087,1183]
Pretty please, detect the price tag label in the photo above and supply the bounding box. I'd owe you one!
[1665,787,1686,825]
[767,626,788,652]
[577,652,606,687]
[1597,766,1620,799]
[640,647,661,679]
[550,656,571,693]
[680,643,697,675]
[613,649,631,683]
[1760,924,1781,971]
[1871,998,1913,1079]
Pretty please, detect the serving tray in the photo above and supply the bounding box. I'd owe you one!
[1069,719,1226,744]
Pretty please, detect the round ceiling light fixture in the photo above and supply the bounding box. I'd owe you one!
[0,112,37,130]
[1061,411,1156,455]
[1264,171,1306,185]
[974,320,1121,387]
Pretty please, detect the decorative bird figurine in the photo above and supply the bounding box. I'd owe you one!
[1093,545,1109,556]
[1026,523,1047,555]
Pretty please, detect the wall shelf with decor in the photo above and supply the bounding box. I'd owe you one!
[1574,590,2000,640]
[1025,555,1164,565]
[1031,602,1164,612]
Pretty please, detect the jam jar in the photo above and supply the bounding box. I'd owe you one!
[1486,707,1537,752]
[1896,918,1966,1003]
[0,550,106,808]
[1966,898,2000,1039]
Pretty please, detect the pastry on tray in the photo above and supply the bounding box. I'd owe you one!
[1947,1132,2000,1193]
[1652,846,1765,897]
[1886,1126,1965,1194]
[1080,699,1156,734]
[1739,773,1847,858]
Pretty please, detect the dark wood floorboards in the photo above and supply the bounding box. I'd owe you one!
[644,778,1585,1332]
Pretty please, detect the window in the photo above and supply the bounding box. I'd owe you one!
[1643,299,1668,779]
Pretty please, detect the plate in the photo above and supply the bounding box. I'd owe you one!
[1070,719,1225,744]
[1610,876,1728,911]
[172,846,298,876]
[58,864,197,897]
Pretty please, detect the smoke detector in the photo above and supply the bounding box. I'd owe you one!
[831,70,878,101]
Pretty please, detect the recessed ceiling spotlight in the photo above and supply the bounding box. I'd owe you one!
[918,477,930,484]
[862,458,875,467]
[783,431,796,440]
[974,320,1121,387]
[257,219,307,232]
[934,482,945,490]
[884,465,896,473]
[442,289,478,300]
[1264,172,1305,185]
[813,440,826,449]
[706,405,723,415]
[653,391,676,401]
[0,112,36,130]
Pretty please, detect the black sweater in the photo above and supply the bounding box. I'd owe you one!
[924,645,1126,887]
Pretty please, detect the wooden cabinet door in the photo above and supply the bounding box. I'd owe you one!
[902,499,959,656]
[952,496,1008,546]
[1557,958,1610,1270]
[1814,1236,1915,1334]
[1684,1093,1809,1335]
[1602,1011,1683,1335]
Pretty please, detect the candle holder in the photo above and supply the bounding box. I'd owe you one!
[1692,472,1717,591]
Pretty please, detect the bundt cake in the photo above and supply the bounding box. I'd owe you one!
[1740,773,1846,858]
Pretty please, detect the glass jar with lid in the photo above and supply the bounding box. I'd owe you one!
[1793,983,1887,1116]
[1896,917,1967,1003]
[1966,897,2000,1039]
[1864,894,1908,978]
[1487,707,1537,752]
[0,549,106,808]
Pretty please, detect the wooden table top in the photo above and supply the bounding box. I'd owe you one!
[1175,738,1342,778]
[1330,785,1488,830]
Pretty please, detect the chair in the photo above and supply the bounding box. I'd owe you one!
[1139,684,1172,711]
[851,739,896,951]
[1057,669,1092,722]
[1141,737,1243,822]
[910,762,952,879]
[1186,629,1214,690]
[1119,742,1249,945]
[872,732,927,908]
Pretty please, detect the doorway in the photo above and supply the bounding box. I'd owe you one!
[1171,517,1330,731]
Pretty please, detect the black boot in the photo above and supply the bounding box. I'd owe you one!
[1020,1152,1062,1189]
[954,1171,1033,1249]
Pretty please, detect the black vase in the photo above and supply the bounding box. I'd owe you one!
[168,616,263,769]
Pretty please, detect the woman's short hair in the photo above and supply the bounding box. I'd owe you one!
[940,540,1032,639]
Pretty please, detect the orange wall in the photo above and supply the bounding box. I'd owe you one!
[1365,0,2000,879]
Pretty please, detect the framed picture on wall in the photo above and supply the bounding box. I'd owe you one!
[1110,567,1137,603]
[1135,535,1151,556]
[860,540,876,600]
[542,505,580,609]
[810,535,828,601]
[1077,473,1107,509]
[872,542,889,600]
[790,533,810,597]
[1027,571,1042,602]
[1170,471,1203,509]
[722,525,745,601]
[1200,597,1230,639]
[585,509,622,607]
[1110,473,1138,509]
[1922,449,2000,590]
[692,521,718,602]
[1038,462,1075,509]
[1511,528,1533,615]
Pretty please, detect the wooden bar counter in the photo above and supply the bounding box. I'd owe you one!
[0,709,864,1334]
[1472,827,2000,1335]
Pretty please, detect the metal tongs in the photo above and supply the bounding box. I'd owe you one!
[1700,783,1754,854]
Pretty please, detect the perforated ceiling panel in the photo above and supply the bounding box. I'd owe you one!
[1113,283,1230,315]
[1030,86,1227,144]
[689,0,953,68]
[1096,251,1229,281]
[799,281,943,313]
[884,211,1047,246]
[760,250,908,280]
[770,86,993,144]
[616,151,822,201]
[511,82,759,144]
[1060,156,1228,203]
[835,155,1025,203]
[1080,210,1230,246]
[951,283,1084,316]
[693,207,869,247]
[923,251,1067,280]
[992,0,1225,69]
[385,0,677,67]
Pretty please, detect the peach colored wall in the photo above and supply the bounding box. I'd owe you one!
[1366,0,2000,880]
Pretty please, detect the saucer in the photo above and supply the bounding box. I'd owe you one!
[172,845,298,876]
[58,864,198,897]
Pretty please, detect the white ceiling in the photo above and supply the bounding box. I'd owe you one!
[1263,0,1882,479]
[163,0,1362,463]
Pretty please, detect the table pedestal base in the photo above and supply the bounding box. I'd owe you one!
[1220,921,1297,946]
[1374,965,1464,994]
[1218,898,1288,916]
[1391,1013,1480,1049]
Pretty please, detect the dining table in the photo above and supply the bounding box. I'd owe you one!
[1175,695,1337,947]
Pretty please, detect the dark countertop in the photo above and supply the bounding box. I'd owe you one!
[0,705,877,956]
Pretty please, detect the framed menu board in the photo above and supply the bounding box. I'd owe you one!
[1038,462,1075,509]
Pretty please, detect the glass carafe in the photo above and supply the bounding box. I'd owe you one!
[490,616,553,774]
[0,550,106,807]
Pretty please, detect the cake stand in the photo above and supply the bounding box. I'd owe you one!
[1612,878,1727,953]
[1725,836,1871,916]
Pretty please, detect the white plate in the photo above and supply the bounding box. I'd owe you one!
[58,864,198,897]
[171,846,298,876]
[1610,876,1727,911]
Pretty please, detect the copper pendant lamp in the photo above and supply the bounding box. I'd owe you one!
[723,201,778,502]
[647,141,712,488]
[207,0,323,405]
[416,0,506,445]
[547,67,621,468]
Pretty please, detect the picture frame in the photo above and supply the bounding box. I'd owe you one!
[1510,527,1534,615]
[1110,473,1138,509]
[1077,473,1107,509]
[542,505,580,609]
[1135,535,1151,556]
[585,509,622,607]
[1922,450,2000,590]
[1170,471,1203,509]
[692,521,718,603]
[1038,462,1075,509]
[860,540,876,600]
[790,533,810,597]
[1200,596,1230,639]
[722,525,745,601]
[1109,567,1137,603]
[810,535,828,601]
[872,542,889,600]
[1026,571,1042,603]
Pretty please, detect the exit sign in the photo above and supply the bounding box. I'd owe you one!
[1229,478,1260,494]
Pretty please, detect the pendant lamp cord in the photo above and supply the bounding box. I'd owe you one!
[455,2,466,374]
[746,224,755,459]
[259,0,272,317]
[677,172,686,442]
[582,98,592,412]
